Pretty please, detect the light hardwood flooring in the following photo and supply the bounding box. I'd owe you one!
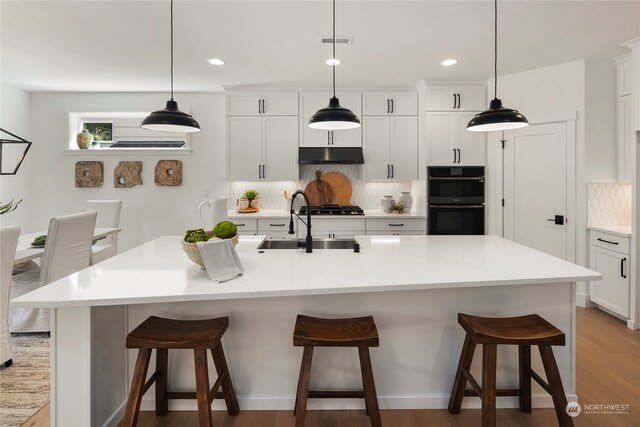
[23,307,640,426]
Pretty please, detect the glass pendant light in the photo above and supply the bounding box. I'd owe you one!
[308,0,361,130]
[141,0,201,133]
[467,0,528,132]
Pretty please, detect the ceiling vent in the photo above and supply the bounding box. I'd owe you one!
[320,37,353,45]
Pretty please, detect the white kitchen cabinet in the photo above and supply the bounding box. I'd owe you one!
[363,91,417,116]
[590,245,630,318]
[363,116,418,180]
[616,55,633,96]
[426,112,484,165]
[257,219,295,238]
[231,219,258,236]
[302,218,365,239]
[366,218,426,233]
[226,92,298,116]
[426,85,485,111]
[617,95,634,183]
[299,92,362,147]
[227,116,298,181]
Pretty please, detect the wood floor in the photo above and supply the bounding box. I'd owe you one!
[24,307,640,427]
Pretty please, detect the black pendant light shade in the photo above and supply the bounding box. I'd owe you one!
[308,0,360,130]
[308,97,361,130]
[141,0,201,133]
[466,0,528,132]
[141,100,201,133]
[466,98,529,132]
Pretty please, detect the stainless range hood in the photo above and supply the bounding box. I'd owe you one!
[298,147,364,165]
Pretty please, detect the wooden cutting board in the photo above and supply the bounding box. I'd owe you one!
[304,171,334,206]
[321,172,352,205]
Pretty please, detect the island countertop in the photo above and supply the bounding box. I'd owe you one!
[12,235,601,309]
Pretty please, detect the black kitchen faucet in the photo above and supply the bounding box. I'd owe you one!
[289,190,313,253]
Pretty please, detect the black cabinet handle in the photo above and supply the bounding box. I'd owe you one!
[453,148,457,163]
[258,165,262,179]
[391,164,394,178]
[453,94,456,109]
[235,224,245,227]
[389,223,404,227]
[262,165,266,179]
[387,164,390,179]
[258,99,261,114]
[597,238,618,245]
[331,131,334,145]
[457,148,461,163]
[457,94,461,109]
[391,99,394,113]
[270,224,285,227]
[387,99,390,114]
[261,99,265,114]
[621,258,627,278]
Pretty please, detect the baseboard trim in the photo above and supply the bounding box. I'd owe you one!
[576,292,596,308]
[102,400,126,427]
[627,319,637,330]
[138,393,577,411]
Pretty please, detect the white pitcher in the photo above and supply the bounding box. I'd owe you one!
[198,198,229,230]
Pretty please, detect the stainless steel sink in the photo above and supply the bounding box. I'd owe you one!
[258,238,358,250]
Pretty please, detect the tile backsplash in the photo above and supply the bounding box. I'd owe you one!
[229,165,423,211]
[587,183,632,226]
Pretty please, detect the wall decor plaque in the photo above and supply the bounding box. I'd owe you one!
[114,161,142,188]
[75,161,103,188]
[155,160,182,186]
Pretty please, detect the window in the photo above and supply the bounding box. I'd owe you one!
[82,121,113,144]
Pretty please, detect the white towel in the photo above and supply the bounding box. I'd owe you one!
[197,239,244,283]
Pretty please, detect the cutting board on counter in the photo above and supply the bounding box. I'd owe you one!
[303,171,352,205]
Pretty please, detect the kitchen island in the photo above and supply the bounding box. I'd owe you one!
[12,235,600,427]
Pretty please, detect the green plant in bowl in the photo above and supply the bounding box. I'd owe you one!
[243,190,259,201]
[184,228,210,243]
[213,221,238,239]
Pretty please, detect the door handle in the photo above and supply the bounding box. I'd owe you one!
[270,224,285,227]
[546,215,564,225]
[453,148,457,164]
[261,99,265,114]
[457,94,461,109]
[597,238,618,245]
[621,258,627,278]
[262,164,266,179]
[391,99,394,113]
[331,131,334,145]
[387,164,390,179]
[391,164,394,178]
[258,165,262,179]
[387,99,390,114]
[456,149,461,163]
[258,99,261,114]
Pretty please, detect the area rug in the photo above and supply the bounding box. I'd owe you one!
[0,333,50,427]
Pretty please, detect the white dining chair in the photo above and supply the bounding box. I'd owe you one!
[86,200,122,264]
[10,211,97,333]
[1,226,20,366]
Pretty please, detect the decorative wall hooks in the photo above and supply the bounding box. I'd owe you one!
[155,160,182,186]
[75,161,104,187]
[0,128,32,175]
[114,161,142,188]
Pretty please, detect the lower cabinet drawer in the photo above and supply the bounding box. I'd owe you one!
[590,230,630,254]
[305,218,366,232]
[258,219,293,233]
[366,230,426,236]
[231,219,258,234]
[366,218,427,232]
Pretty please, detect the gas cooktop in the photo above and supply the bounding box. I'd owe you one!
[299,204,365,216]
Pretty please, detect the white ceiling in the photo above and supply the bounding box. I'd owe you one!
[1,1,638,92]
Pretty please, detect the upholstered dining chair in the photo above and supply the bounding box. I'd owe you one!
[10,211,97,333]
[1,226,20,367]
[86,200,122,265]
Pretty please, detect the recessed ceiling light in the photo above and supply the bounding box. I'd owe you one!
[326,58,341,66]
[208,58,225,66]
[441,59,458,66]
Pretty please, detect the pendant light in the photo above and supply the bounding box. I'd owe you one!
[466,0,528,132]
[141,0,201,133]
[308,0,361,130]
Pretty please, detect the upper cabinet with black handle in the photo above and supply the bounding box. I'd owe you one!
[363,91,418,116]
[226,92,298,116]
[426,85,485,111]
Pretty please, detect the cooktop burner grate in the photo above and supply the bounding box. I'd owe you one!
[299,204,364,215]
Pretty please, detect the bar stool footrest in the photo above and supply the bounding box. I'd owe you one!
[308,390,365,399]
[463,388,521,397]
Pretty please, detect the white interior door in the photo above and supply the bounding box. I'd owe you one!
[503,123,568,259]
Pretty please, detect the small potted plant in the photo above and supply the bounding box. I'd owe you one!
[243,189,260,209]
[389,200,407,214]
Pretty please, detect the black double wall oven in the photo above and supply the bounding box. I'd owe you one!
[428,166,485,235]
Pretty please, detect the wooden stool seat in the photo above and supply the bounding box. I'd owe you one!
[123,316,239,427]
[448,313,573,427]
[293,315,379,347]
[126,316,229,349]
[293,314,382,427]
[458,313,565,346]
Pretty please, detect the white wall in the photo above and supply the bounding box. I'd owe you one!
[485,60,595,305]
[0,84,34,231]
[28,92,226,251]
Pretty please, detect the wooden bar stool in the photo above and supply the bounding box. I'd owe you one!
[123,316,239,427]
[293,314,382,427]
[448,313,573,427]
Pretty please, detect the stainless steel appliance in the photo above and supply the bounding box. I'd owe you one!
[428,166,484,235]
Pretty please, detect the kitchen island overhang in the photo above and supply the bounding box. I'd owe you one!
[12,235,601,427]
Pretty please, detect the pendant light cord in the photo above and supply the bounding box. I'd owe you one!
[170,0,174,101]
[332,0,336,98]
[494,0,498,99]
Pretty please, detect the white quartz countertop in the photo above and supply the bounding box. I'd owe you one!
[12,235,600,309]
[587,225,632,237]
[227,209,427,219]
